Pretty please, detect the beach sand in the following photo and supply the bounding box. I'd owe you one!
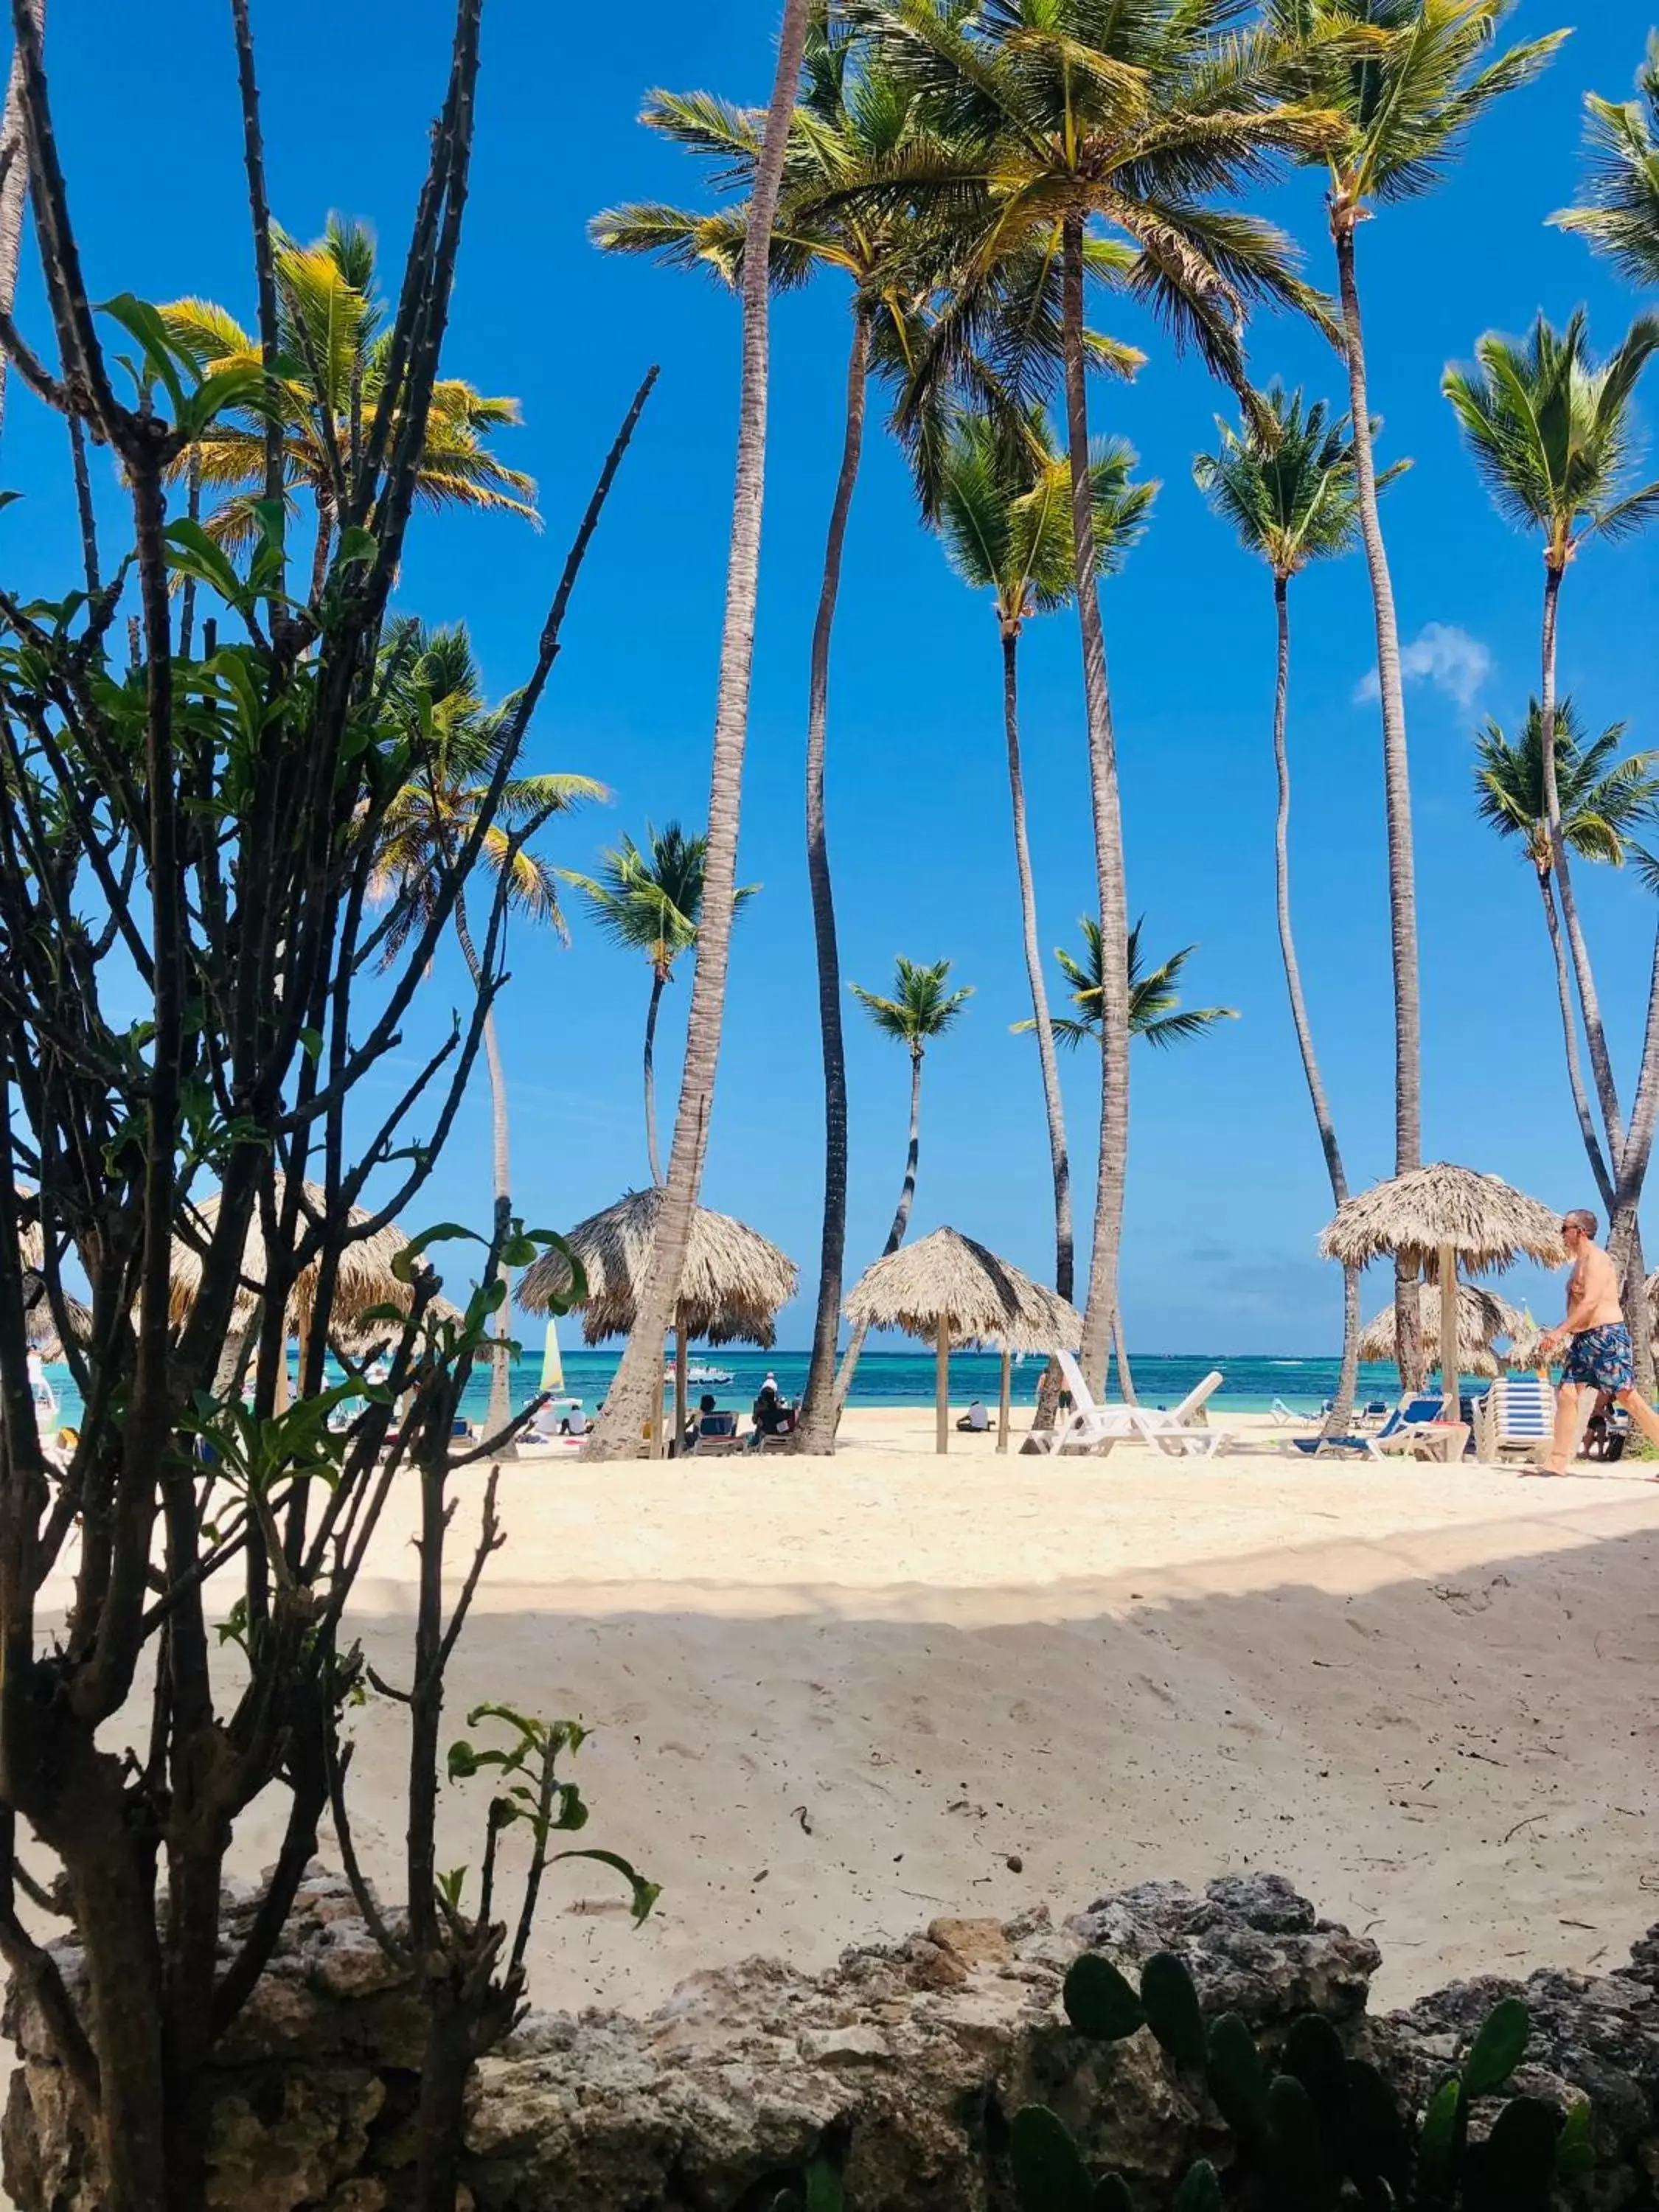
[192,1405,1659,2016]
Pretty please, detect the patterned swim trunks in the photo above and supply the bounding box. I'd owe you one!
[1563,1321,1634,1393]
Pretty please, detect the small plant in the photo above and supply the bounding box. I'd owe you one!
[1009,1949,1596,2210]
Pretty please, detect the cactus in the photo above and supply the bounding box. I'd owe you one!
[1004,1937,1597,2212]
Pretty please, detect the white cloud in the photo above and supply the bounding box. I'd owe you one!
[1354,622,1492,712]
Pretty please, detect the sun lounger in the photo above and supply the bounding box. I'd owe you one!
[1031,1354,1231,1457]
[1291,1395,1464,1461]
[1473,1374,1567,1464]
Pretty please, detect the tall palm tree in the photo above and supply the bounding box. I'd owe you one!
[1551,33,1659,288]
[930,406,1155,1333]
[846,0,1340,1393]
[371,620,603,1432]
[593,23,1138,1447]
[1193,384,1401,1430]
[1445,307,1659,1359]
[1475,699,1659,1210]
[564,825,759,1186]
[161,215,537,599]
[1270,0,1565,1388]
[1019,919,1236,1400]
[586,0,812,1461]
[832,956,973,1413]
[0,1,40,445]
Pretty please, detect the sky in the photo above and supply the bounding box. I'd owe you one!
[7,1,1659,1353]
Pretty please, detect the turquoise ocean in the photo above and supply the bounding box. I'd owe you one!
[35,1348,1420,1429]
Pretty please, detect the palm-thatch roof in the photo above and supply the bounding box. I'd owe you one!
[14,1184,42,1270]
[1357,1282,1526,1377]
[167,1178,432,1343]
[1321,1163,1565,1274]
[517,1187,798,1348]
[21,1270,91,1361]
[843,1226,1082,1353]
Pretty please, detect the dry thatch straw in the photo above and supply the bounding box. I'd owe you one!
[518,1186,798,1348]
[21,1270,91,1361]
[1320,1163,1566,1275]
[843,1227,1082,1353]
[1357,1282,1526,1377]
[167,1178,429,1344]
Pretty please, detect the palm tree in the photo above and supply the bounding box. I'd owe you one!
[591,23,1137,1449]
[1551,33,1659,288]
[1193,384,1400,1430]
[161,215,537,599]
[585,0,811,1461]
[0,1,40,445]
[832,957,973,1413]
[1018,919,1236,1401]
[1270,0,1565,1388]
[1445,307,1659,1357]
[1475,700,1659,1208]
[563,825,759,1186]
[371,620,603,1432]
[930,406,1155,1335]
[846,0,1339,1394]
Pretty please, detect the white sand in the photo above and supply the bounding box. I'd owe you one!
[205,1407,1659,2016]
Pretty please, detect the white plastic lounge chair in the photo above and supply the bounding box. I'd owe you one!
[1473,1374,1559,1464]
[1019,1351,1136,1454]
[1127,1369,1230,1457]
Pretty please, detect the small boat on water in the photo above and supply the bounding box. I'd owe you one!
[687,1362,734,1385]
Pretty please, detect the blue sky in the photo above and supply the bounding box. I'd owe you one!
[9,1,1658,1351]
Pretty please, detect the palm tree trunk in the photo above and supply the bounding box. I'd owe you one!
[585,0,810,1461]
[1002,622,1075,1433]
[0,2,41,447]
[831,1046,923,1420]
[797,305,872,1454]
[1334,216,1422,1393]
[1537,866,1613,1211]
[1061,211,1131,1399]
[1110,1304,1138,1405]
[453,895,515,1436]
[1537,559,1659,1386]
[1270,577,1362,1439]
[1612,922,1659,1391]
[643,967,667,1186]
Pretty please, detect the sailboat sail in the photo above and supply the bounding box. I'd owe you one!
[540,1318,563,1392]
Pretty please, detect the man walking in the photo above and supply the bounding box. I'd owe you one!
[1533,1208,1659,1476]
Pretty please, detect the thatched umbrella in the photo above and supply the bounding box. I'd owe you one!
[518,1187,798,1457]
[1322,1164,1565,1413]
[843,1226,1084,1455]
[1357,1281,1526,1380]
[168,1180,431,1405]
[21,1270,91,1362]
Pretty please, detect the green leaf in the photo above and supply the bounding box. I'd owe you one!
[1282,2013,1349,2132]
[1265,2073,1327,2207]
[392,1222,481,1284]
[803,2157,844,2212]
[1063,1952,1146,2042]
[299,1027,324,1064]
[1141,1951,1206,2072]
[1343,2059,1411,2196]
[178,360,268,438]
[1472,2096,1559,2212]
[97,292,189,413]
[1554,2096,1594,2180]
[1416,2075,1464,2197]
[447,1740,479,1781]
[552,1847,660,1925]
[335,524,377,568]
[0,490,21,513]
[1173,2161,1221,2212]
[1008,2106,1093,2212]
[1462,1997,1529,2096]
[1092,2179,1133,2212]
[1206,2012,1270,2138]
[164,518,246,609]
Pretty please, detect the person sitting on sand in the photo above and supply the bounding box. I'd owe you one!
[956,1399,990,1433]
[559,1399,587,1439]
[1531,1208,1659,1477]
[748,1384,793,1450]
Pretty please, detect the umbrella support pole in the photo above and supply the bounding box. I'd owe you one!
[1438,1240,1459,1422]
[936,1326,950,1455]
[998,1349,1011,1453]
[674,1320,688,1462]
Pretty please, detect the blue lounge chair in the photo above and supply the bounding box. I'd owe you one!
[1291,1395,1456,1459]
